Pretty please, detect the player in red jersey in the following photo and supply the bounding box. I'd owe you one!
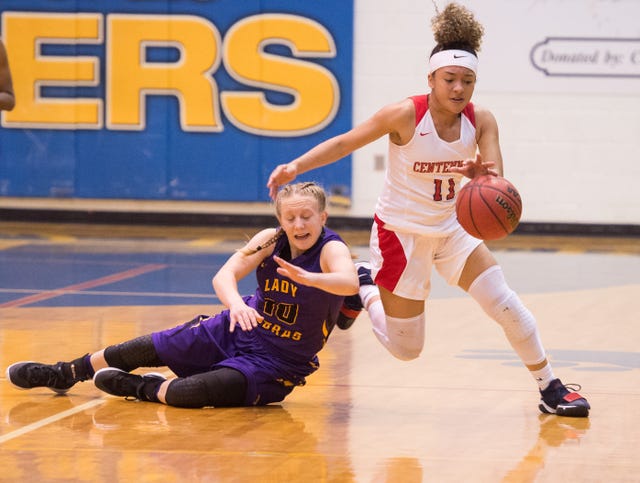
[268,3,589,417]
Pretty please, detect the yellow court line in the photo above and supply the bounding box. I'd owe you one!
[0,241,31,250]
[47,235,77,244]
[187,238,224,247]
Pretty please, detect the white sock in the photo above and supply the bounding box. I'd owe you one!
[359,284,379,309]
[365,299,387,340]
[530,363,555,390]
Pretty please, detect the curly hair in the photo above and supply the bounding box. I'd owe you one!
[430,2,484,56]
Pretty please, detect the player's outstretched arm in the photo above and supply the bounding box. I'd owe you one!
[273,239,358,296]
[212,228,275,332]
[267,101,409,199]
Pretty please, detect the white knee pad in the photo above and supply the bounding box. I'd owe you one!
[373,313,425,361]
[468,265,546,365]
[468,265,535,342]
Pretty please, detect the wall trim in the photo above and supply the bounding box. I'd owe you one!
[1,207,637,237]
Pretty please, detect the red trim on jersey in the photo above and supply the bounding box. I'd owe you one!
[373,214,407,292]
[410,95,476,128]
[463,102,476,127]
[410,95,428,127]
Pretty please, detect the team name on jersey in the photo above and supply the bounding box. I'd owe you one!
[413,160,464,174]
[263,278,299,297]
[258,319,302,341]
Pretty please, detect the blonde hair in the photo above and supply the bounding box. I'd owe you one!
[239,182,327,256]
[430,2,484,56]
[274,181,327,218]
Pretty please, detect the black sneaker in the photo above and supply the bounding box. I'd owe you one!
[94,368,165,401]
[6,361,78,394]
[337,261,374,330]
[539,378,590,417]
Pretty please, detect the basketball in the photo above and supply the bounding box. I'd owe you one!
[455,175,522,240]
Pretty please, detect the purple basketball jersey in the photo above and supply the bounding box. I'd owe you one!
[152,227,347,405]
[247,227,344,363]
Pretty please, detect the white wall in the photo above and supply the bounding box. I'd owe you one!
[350,0,640,225]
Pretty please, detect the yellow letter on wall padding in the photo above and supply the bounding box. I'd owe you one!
[107,14,222,132]
[221,14,339,137]
[2,12,102,129]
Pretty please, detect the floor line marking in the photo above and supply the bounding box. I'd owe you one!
[0,263,167,308]
[0,398,106,445]
[0,288,211,299]
[1,370,175,445]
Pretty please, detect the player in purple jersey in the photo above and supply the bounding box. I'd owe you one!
[6,182,359,408]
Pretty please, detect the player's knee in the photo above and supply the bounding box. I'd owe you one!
[388,344,423,361]
[165,368,247,408]
[499,299,536,342]
[385,313,425,361]
[164,377,210,408]
[468,266,536,341]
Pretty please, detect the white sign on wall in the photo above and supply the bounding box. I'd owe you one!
[475,0,640,93]
[531,38,640,78]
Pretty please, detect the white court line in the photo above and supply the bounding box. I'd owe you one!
[1,369,175,444]
[0,399,106,445]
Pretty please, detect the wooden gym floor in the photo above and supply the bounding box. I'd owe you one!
[0,221,638,482]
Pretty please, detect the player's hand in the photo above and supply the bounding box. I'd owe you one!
[228,302,263,332]
[449,154,498,179]
[273,255,314,286]
[267,163,298,200]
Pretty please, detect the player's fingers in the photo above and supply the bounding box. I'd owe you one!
[229,310,251,332]
[235,317,250,331]
[244,311,257,330]
[276,267,298,282]
[267,182,278,200]
[267,165,285,189]
[274,256,296,272]
[251,313,263,328]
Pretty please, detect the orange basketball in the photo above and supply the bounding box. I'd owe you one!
[455,175,522,240]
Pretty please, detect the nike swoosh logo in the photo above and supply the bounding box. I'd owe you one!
[419,131,431,136]
[453,54,467,59]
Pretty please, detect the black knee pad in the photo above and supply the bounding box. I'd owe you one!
[104,335,162,372]
[165,368,247,408]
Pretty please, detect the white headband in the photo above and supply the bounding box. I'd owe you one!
[429,49,478,74]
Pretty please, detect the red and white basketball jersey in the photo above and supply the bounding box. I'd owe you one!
[375,95,477,235]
